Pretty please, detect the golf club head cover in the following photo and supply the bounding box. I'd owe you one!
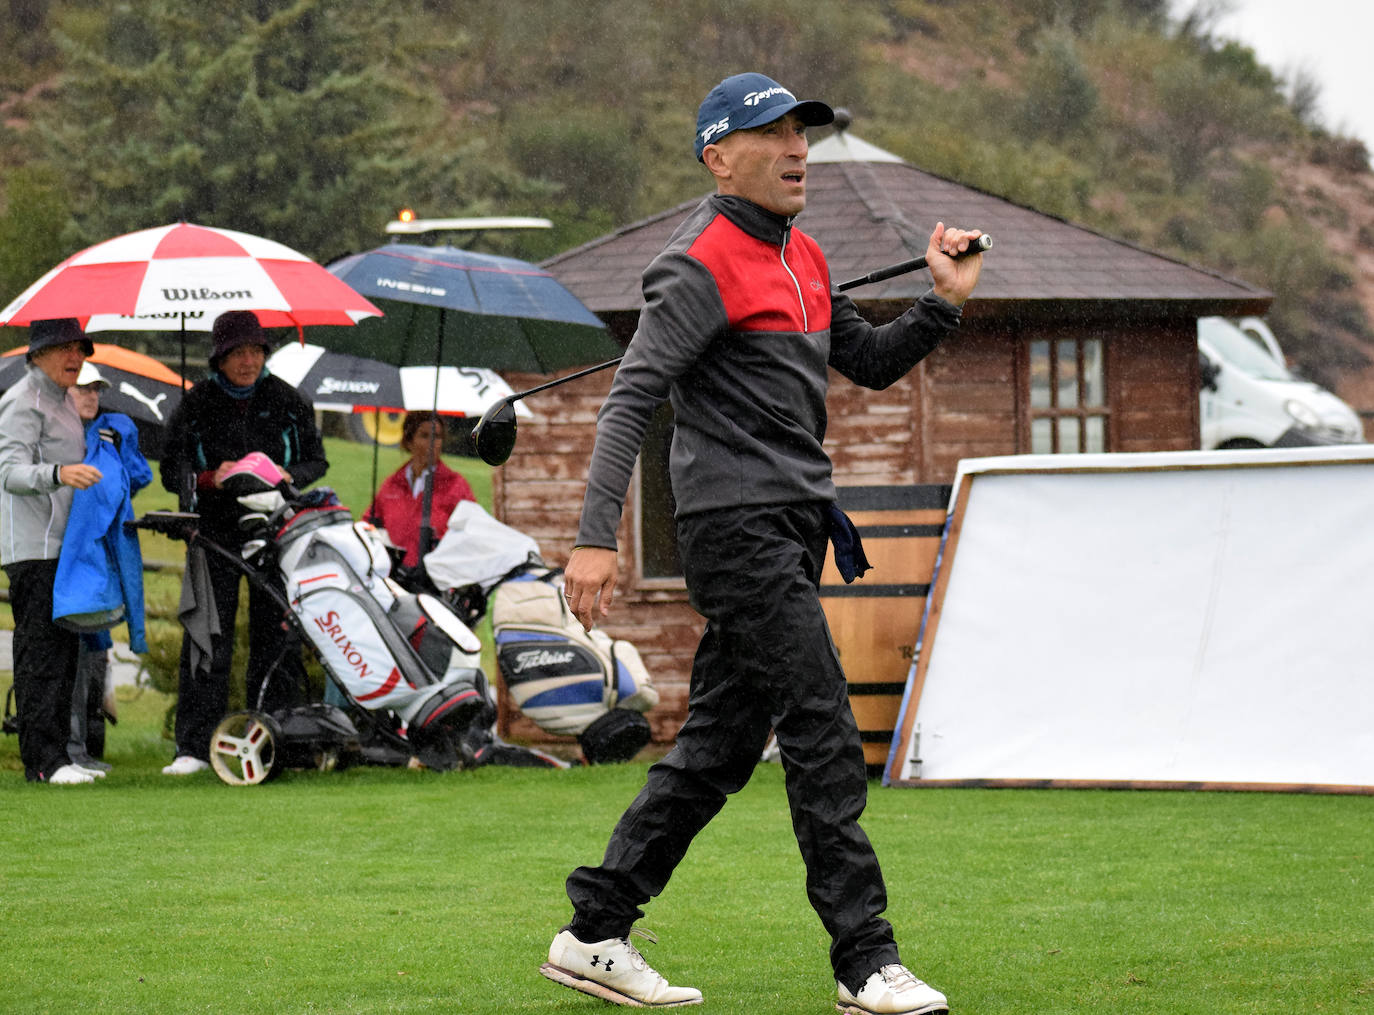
[578,708,651,765]
[219,451,288,494]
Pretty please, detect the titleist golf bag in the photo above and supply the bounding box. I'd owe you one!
[424,502,659,763]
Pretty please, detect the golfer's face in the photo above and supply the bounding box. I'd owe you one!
[710,112,810,217]
[33,341,88,389]
[220,343,266,387]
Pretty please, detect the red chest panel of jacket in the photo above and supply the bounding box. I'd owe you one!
[687,214,832,334]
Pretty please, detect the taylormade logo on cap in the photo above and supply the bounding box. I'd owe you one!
[694,72,834,161]
[744,86,793,106]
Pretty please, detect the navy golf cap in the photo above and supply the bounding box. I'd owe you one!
[694,72,834,161]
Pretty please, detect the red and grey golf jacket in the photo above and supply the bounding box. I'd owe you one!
[576,194,962,550]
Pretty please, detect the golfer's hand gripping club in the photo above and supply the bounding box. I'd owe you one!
[837,232,992,292]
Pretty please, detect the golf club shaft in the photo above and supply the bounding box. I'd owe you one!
[836,232,992,292]
[499,236,990,404]
[507,356,623,402]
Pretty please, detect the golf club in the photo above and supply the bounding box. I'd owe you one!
[472,357,624,466]
[473,234,992,465]
[836,232,992,291]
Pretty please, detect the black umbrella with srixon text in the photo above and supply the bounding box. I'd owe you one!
[266,341,530,502]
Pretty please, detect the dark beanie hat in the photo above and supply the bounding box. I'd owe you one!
[209,310,268,368]
[27,317,94,361]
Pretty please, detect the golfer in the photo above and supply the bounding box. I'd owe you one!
[542,73,983,1014]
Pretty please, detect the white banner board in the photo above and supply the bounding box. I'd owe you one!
[887,447,1374,793]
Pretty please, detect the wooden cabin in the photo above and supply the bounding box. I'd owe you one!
[489,127,1270,770]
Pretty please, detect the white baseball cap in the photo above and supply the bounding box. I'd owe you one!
[76,361,110,389]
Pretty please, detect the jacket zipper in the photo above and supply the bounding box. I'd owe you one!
[779,224,808,333]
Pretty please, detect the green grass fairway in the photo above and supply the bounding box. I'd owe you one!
[2,439,1372,1013]
[1,683,1371,1015]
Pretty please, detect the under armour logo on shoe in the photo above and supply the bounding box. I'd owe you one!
[589,955,614,971]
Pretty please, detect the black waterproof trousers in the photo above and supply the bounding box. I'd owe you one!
[5,559,81,781]
[565,501,899,992]
[173,547,301,760]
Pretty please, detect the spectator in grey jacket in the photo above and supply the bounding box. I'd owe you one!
[0,318,105,784]
[543,73,983,1014]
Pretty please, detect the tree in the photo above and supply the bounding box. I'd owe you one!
[0,164,71,333]
[1018,28,1099,141]
[31,0,541,263]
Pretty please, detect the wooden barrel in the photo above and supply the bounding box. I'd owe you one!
[820,485,951,777]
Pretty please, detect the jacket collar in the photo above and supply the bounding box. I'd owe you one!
[27,361,70,403]
[710,194,793,246]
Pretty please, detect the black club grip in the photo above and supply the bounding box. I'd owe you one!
[837,233,992,292]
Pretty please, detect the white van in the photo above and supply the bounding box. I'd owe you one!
[1197,316,1364,450]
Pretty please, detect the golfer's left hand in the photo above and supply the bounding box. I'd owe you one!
[563,546,618,632]
[927,222,984,306]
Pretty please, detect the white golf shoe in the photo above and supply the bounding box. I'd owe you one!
[541,928,702,1007]
[837,963,948,1015]
[161,755,210,776]
[47,764,95,785]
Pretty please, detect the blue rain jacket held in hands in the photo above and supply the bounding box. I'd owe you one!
[52,412,153,652]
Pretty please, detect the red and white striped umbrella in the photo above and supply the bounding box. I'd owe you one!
[0,222,381,331]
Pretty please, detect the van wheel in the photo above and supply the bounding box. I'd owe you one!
[1218,438,1266,450]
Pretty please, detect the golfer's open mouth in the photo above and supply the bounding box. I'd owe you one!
[782,170,805,184]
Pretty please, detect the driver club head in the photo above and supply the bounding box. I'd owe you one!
[472,398,519,466]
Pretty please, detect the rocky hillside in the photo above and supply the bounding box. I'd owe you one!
[1270,157,1374,419]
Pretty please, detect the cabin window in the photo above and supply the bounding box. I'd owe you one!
[1028,336,1107,453]
[635,402,684,582]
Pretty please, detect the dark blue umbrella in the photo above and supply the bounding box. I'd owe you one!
[311,243,620,374]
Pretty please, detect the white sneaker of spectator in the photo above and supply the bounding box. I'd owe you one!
[47,764,96,785]
[161,755,210,776]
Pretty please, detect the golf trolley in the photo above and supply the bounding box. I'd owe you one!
[133,453,560,785]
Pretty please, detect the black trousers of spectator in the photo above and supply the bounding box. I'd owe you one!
[565,501,899,993]
[173,543,301,760]
[5,558,80,782]
[70,643,109,763]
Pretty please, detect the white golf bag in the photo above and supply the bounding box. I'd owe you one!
[424,501,660,762]
[225,454,493,770]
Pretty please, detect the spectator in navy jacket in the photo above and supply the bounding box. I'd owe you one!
[158,311,327,775]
